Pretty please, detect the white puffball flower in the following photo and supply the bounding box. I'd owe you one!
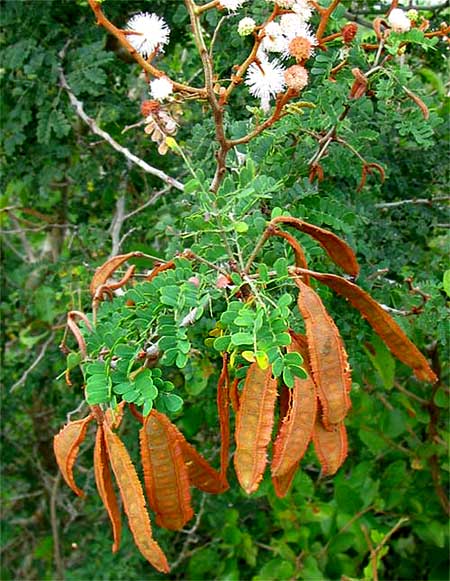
[219,0,246,12]
[388,8,411,33]
[280,13,309,39]
[245,58,286,112]
[126,12,170,57]
[292,1,314,22]
[150,76,173,102]
[262,21,288,54]
[238,17,256,36]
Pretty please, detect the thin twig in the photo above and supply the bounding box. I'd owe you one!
[123,186,170,221]
[66,401,88,423]
[58,67,184,191]
[171,494,207,570]
[7,214,37,263]
[317,505,375,559]
[209,16,227,58]
[109,194,126,258]
[1,235,27,262]
[10,332,55,392]
[394,382,428,405]
[375,196,450,208]
[361,524,379,581]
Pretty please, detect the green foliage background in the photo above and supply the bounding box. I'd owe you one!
[1,1,449,580]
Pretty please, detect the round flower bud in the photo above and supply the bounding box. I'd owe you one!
[406,9,419,22]
[288,36,313,61]
[238,17,256,36]
[341,22,358,44]
[284,64,308,91]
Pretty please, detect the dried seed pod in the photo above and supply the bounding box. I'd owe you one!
[292,269,437,383]
[140,411,193,531]
[90,252,144,296]
[234,363,278,494]
[272,462,299,498]
[271,333,317,477]
[178,437,229,494]
[294,278,352,429]
[94,426,121,553]
[53,415,93,497]
[270,216,359,277]
[312,417,348,476]
[270,228,310,285]
[229,377,240,413]
[145,260,176,282]
[103,424,169,573]
[217,353,230,483]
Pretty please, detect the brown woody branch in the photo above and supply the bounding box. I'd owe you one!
[87,0,205,98]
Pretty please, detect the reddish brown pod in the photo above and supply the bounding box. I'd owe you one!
[312,417,348,476]
[271,334,317,484]
[140,411,194,531]
[234,363,278,494]
[294,278,352,430]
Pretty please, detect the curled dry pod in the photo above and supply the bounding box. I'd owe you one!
[234,363,278,494]
[145,260,176,282]
[140,411,194,531]
[294,278,352,429]
[94,426,121,553]
[217,353,230,483]
[53,414,93,497]
[103,424,169,574]
[271,333,317,479]
[313,417,348,476]
[271,228,310,285]
[292,269,437,383]
[90,252,144,296]
[270,216,359,277]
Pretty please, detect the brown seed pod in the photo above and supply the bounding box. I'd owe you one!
[53,415,94,497]
[234,363,278,494]
[312,417,348,476]
[217,353,231,483]
[140,411,193,531]
[294,278,352,429]
[271,334,317,478]
[270,216,360,277]
[103,423,169,573]
[94,426,122,553]
[291,268,437,383]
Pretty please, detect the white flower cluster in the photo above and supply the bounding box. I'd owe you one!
[242,1,315,111]
[388,8,412,33]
